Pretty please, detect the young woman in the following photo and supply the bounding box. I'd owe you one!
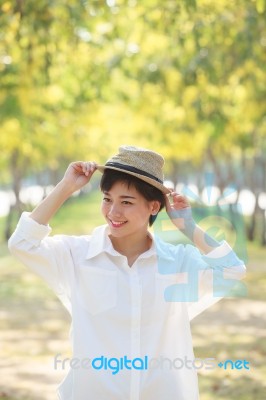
[8,145,246,400]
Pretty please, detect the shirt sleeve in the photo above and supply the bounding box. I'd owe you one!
[8,212,75,311]
[190,241,246,320]
[163,241,246,321]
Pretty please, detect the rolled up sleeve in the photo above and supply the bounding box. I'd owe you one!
[8,212,71,300]
[186,241,246,320]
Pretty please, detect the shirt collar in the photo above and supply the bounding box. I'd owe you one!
[86,224,157,260]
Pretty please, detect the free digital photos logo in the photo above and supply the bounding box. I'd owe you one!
[54,354,250,375]
[153,172,248,302]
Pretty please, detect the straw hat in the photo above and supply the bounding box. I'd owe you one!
[97,145,171,194]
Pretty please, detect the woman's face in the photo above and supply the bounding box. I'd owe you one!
[101,181,160,238]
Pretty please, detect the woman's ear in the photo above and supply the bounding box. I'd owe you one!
[150,201,161,215]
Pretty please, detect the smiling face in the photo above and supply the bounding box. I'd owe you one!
[101,181,160,239]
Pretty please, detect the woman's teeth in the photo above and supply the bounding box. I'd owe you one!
[110,220,127,227]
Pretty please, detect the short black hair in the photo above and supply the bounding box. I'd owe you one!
[100,169,165,226]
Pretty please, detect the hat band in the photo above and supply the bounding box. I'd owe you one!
[105,162,163,184]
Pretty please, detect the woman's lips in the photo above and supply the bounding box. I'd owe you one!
[109,220,127,228]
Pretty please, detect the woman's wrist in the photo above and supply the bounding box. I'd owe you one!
[168,208,195,231]
[178,217,197,238]
[56,179,77,199]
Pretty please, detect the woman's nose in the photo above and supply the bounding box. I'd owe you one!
[108,204,122,217]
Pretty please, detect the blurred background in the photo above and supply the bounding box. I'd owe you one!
[0,0,265,399]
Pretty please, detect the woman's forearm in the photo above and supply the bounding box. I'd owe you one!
[180,220,220,254]
[29,161,97,226]
[29,180,73,225]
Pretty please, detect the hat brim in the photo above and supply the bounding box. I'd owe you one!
[96,165,171,194]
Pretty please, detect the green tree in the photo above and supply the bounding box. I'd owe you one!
[0,0,265,243]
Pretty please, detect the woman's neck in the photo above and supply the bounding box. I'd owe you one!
[109,231,152,267]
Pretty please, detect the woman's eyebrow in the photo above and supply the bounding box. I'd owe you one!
[120,195,136,199]
[103,191,136,199]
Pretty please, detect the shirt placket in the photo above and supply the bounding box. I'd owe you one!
[129,267,142,400]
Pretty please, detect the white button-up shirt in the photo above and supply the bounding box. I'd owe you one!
[8,212,246,400]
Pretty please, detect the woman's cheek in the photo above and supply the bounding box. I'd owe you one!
[101,203,108,214]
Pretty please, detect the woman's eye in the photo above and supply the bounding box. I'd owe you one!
[103,197,111,202]
[122,201,132,205]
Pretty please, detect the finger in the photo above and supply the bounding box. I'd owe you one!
[171,194,185,204]
[81,162,88,176]
[171,193,187,202]
[170,192,185,203]
[91,162,98,171]
[86,162,94,176]
[87,162,93,174]
[171,195,190,210]
[86,161,98,176]
[164,193,173,210]
[72,161,85,173]
[89,161,98,172]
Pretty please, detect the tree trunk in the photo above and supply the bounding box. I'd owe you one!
[206,148,226,194]
[4,151,25,240]
[261,208,266,246]
[247,192,259,242]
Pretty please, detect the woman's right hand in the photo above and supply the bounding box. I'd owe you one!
[62,161,98,193]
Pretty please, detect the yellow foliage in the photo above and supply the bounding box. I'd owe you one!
[1,1,12,12]
[44,85,65,105]
[0,0,265,180]
[164,69,182,94]
[0,119,21,151]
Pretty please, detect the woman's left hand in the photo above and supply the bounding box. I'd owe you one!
[165,190,194,230]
